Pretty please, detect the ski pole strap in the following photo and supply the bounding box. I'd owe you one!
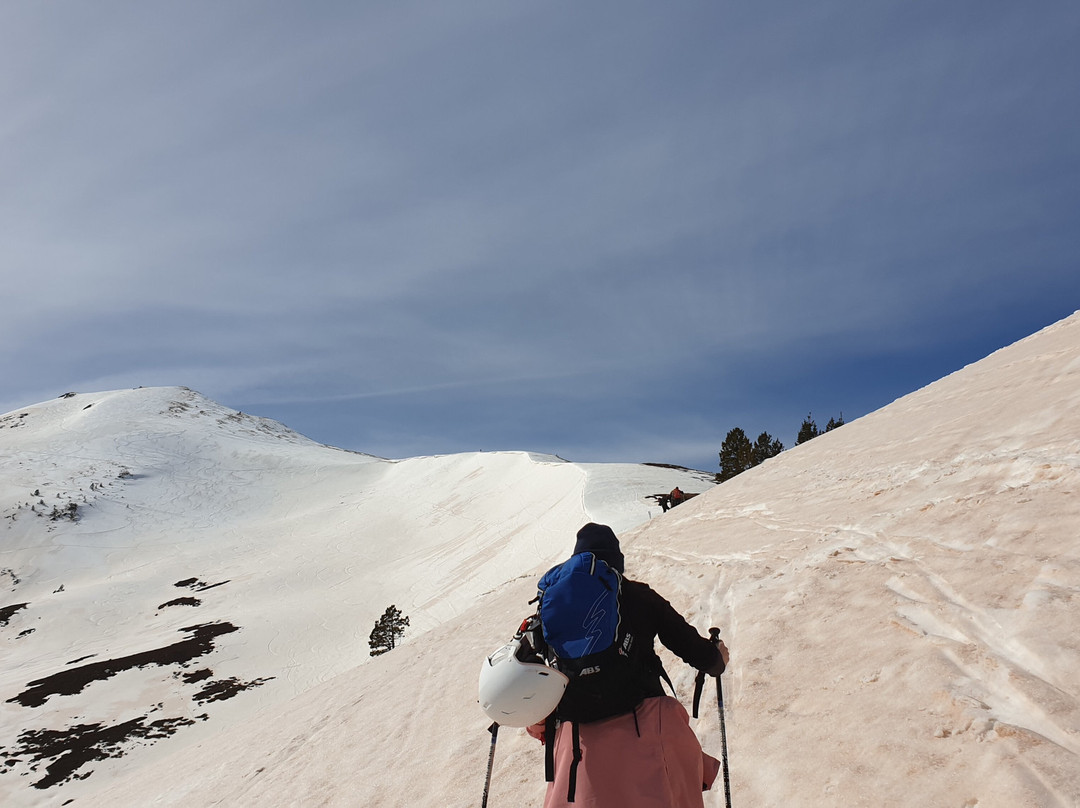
[692,668,706,719]
[695,626,721,719]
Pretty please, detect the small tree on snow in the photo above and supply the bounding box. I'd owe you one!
[718,427,754,482]
[796,414,820,445]
[751,432,784,466]
[369,605,410,656]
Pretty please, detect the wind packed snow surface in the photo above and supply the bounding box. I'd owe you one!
[2,314,1079,807]
[0,386,712,806]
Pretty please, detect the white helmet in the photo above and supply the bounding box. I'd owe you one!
[478,638,568,727]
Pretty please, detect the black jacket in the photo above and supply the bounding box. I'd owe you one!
[620,578,723,697]
[543,573,723,723]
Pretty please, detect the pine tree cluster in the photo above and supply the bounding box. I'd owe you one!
[796,412,845,445]
[718,429,784,482]
[718,412,844,482]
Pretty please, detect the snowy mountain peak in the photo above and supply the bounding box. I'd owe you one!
[2,386,326,451]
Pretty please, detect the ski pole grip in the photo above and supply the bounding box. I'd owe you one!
[709,628,725,675]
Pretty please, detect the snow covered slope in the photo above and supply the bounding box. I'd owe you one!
[0,386,712,806]
[5,311,1080,807]
[631,311,1080,806]
[77,311,1080,808]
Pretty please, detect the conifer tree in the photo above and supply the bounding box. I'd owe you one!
[825,413,846,432]
[751,432,784,466]
[718,427,754,482]
[796,414,820,445]
[369,604,410,656]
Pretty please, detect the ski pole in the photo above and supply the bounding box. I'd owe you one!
[710,627,732,808]
[481,722,499,808]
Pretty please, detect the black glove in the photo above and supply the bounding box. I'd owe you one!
[707,628,728,677]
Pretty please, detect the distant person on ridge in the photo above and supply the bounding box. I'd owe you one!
[527,523,728,807]
[670,486,685,507]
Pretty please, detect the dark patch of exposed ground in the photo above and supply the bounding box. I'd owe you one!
[174,578,230,592]
[0,713,208,789]
[0,602,29,627]
[158,596,201,609]
[193,675,275,705]
[2,619,274,790]
[7,622,240,708]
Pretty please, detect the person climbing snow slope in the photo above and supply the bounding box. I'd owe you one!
[528,523,728,807]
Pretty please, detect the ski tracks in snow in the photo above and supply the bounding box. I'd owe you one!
[886,554,1080,758]
[632,503,1080,805]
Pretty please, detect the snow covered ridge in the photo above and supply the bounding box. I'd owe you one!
[0,386,712,806]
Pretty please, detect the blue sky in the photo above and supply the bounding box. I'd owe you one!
[2,1,1078,471]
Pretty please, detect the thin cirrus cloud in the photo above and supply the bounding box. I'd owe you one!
[1,2,1078,467]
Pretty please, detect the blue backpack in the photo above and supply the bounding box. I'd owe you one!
[535,552,648,724]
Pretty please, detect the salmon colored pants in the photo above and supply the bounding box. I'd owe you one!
[541,696,720,808]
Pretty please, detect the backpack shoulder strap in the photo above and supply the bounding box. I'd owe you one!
[544,713,557,784]
[540,716,584,803]
[567,721,582,803]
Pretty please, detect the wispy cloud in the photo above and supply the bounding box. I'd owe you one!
[2,2,1078,467]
